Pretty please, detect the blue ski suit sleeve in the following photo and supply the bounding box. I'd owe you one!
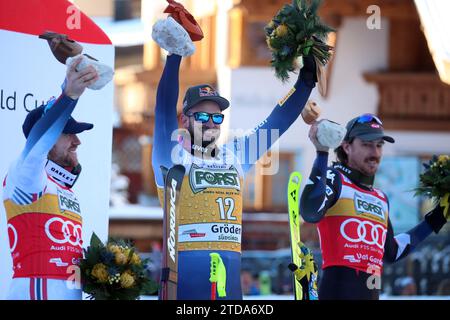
[240,74,315,174]
[152,54,182,187]
[383,217,433,263]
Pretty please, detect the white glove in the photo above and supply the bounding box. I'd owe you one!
[152,17,195,57]
[66,54,114,90]
[316,120,347,149]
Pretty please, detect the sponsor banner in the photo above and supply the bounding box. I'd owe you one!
[179,223,242,244]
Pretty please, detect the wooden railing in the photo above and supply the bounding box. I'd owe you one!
[364,72,450,131]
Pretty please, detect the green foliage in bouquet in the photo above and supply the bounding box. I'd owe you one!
[264,0,335,82]
[79,233,158,300]
[415,155,450,199]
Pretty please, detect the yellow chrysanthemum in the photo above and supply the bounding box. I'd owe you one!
[437,155,449,164]
[91,263,109,283]
[120,271,135,289]
[124,248,132,257]
[108,244,121,254]
[130,253,142,265]
[275,24,289,37]
[115,252,128,265]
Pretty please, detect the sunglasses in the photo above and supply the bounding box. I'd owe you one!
[186,112,224,125]
[345,113,383,140]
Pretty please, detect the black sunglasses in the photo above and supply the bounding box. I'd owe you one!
[186,111,224,124]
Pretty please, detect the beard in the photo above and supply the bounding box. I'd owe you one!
[188,122,220,149]
[48,148,79,168]
[360,156,380,175]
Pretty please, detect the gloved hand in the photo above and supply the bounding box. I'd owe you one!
[298,54,317,87]
[425,193,449,233]
[288,242,317,283]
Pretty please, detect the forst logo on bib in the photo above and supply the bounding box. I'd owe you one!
[354,192,384,219]
[58,190,81,214]
[189,164,240,193]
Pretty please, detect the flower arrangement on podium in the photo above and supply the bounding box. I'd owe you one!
[79,233,158,300]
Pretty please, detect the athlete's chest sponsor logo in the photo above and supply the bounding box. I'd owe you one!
[189,164,240,193]
[340,218,387,249]
[353,192,385,220]
[179,223,242,244]
[7,223,18,252]
[342,253,383,266]
[45,217,83,247]
[57,189,81,215]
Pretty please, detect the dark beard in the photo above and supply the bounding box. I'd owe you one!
[187,124,219,157]
[188,124,219,148]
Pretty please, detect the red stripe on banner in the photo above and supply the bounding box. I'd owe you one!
[30,278,36,300]
[42,279,48,300]
[0,0,111,45]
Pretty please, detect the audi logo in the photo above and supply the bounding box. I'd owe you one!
[8,224,17,253]
[340,218,387,249]
[45,217,82,247]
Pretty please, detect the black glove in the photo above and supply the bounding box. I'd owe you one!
[424,204,447,234]
[298,54,317,87]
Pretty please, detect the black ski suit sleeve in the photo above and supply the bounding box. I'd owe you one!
[300,151,341,223]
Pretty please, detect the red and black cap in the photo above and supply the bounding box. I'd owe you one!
[182,84,230,114]
[344,114,395,143]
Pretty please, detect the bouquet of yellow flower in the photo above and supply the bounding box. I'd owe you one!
[416,155,450,200]
[79,233,158,300]
[265,0,334,82]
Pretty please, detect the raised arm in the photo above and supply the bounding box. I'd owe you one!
[300,151,341,223]
[10,58,97,195]
[240,55,317,173]
[152,54,182,187]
